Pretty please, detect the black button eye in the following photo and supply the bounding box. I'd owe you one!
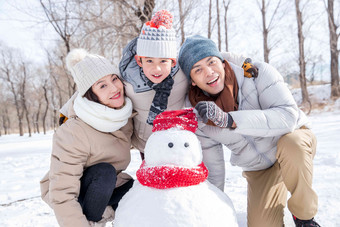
[168,142,174,148]
[184,142,189,147]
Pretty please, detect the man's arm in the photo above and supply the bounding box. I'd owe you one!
[229,62,300,137]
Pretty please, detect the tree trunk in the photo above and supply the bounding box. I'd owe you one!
[42,81,49,135]
[327,0,340,98]
[1,109,9,135]
[5,69,24,136]
[1,115,5,135]
[32,114,36,134]
[261,0,270,63]
[223,0,230,52]
[4,109,10,134]
[216,0,221,51]
[295,0,310,105]
[24,105,32,137]
[53,109,58,131]
[35,102,42,134]
[208,0,212,38]
[178,0,186,45]
[50,85,58,131]
[47,54,65,109]
[21,63,32,137]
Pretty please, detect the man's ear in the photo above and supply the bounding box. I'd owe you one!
[134,55,143,67]
[191,80,197,86]
[171,59,177,67]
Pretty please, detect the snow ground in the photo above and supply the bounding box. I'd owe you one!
[1,84,340,226]
[1,110,339,227]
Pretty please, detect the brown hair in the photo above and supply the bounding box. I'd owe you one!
[83,88,100,103]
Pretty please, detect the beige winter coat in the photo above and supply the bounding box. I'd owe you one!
[40,105,134,227]
[125,68,189,153]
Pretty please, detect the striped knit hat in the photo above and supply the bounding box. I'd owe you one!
[66,49,120,96]
[136,10,177,59]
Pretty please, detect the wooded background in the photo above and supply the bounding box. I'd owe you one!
[0,0,339,136]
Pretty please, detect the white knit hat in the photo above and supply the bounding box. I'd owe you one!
[136,10,177,59]
[66,49,120,96]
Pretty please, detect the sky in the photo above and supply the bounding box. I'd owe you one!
[0,0,56,64]
[0,84,339,227]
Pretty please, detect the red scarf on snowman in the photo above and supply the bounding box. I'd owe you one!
[137,161,208,189]
[136,108,209,189]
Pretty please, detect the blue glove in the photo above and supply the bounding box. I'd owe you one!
[195,101,234,128]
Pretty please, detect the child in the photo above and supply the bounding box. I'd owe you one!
[40,49,134,227]
[119,10,188,158]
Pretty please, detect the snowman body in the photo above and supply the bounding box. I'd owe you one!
[115,122,238,227]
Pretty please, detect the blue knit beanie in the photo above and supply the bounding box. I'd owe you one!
[178,35,223,80]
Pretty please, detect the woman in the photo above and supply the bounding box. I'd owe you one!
[40,49,134,227]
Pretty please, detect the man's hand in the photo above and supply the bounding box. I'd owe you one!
[195,101,235,128]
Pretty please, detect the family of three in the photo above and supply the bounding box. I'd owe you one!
[40,10,320,227]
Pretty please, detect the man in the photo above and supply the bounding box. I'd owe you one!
[178,35,320,227]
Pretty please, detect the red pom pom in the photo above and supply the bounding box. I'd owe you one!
[150,9,173,29]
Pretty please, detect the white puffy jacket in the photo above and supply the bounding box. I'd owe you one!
[188,55,309,177]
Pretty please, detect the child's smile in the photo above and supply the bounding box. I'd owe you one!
[135,56,176,84]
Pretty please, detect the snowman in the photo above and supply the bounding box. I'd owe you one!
[114,108,239,227]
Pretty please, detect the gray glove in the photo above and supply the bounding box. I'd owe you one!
[195,101,234,128]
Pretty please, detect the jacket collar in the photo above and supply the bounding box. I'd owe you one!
[228,61,244,107]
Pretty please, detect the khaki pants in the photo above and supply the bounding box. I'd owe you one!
[242,128,318,227]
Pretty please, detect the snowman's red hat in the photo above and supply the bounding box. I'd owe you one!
[152,108,198,133]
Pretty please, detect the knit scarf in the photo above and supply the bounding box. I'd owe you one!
[136,161,209,189]
[142,69,175,125]
[189,60,239,126]
[73,94,132,132]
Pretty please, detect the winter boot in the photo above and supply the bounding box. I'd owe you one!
[292,215,321,227]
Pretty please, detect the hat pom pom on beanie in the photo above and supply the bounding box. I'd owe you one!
[146,9,173,29]
[66,48,88,71]
[137,9,177,59]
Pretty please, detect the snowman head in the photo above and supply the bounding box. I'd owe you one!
[144,108,202,167]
